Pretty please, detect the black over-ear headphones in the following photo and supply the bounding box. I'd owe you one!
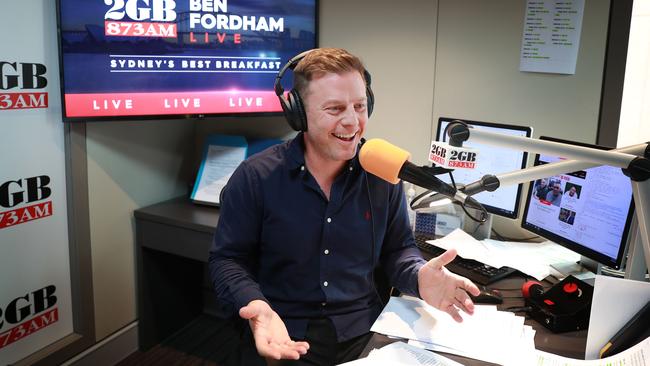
[273,50,375,132]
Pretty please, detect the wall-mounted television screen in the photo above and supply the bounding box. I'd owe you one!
[56,0,318,121]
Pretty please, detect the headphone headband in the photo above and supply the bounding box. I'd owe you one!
[274,50,313,97]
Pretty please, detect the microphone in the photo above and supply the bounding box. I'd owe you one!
[359,138,472,204]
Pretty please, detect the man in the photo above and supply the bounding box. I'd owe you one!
[209,48,480,365]
[563,186,579,204]
[545,182,563,206]
[534,179,549,200]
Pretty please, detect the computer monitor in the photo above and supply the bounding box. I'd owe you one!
[435,117,533,219]
[520,136,635,271]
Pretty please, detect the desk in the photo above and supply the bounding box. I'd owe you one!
[135,197,587,362]
[135,196,220,350]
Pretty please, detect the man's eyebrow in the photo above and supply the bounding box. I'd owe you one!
[321,96,367,106]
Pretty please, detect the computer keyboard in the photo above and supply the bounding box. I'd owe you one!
[414,235,517,285]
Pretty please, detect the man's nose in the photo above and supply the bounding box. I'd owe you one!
[340,106,359,125]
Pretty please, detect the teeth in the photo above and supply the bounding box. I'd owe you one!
[334,133,356,139]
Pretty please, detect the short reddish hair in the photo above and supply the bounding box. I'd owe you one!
[293,48,367,99]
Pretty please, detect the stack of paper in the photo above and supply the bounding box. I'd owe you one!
[370,296,535,365]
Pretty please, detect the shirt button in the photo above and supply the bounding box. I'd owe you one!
[321,302,327,307]
[323,281,328,287]
[349,166,353,171]
[327,217,332,223]
[324,249,329,255]
[300,165,305,171]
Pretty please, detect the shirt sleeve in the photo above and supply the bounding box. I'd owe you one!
[378,181,427,298]
[208,161,269,314]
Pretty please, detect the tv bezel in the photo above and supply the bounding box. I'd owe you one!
[54,0,319,122]
[435,117,533,219]
[520,136,635,269]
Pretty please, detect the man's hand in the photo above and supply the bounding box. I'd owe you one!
[417,248,481,322]
[239,300,310,360]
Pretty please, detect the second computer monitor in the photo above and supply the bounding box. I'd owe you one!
[520,137,635,270]
[435,117,532,219]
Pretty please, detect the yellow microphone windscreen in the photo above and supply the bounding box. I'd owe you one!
[359,138,411,184]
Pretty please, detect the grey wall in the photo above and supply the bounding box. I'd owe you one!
[319,0,439,165]
[86,121,194,339]
[433,0,610,237]
[84,0,612,343]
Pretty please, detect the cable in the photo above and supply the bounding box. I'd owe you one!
[446,171,488,223]
[366,171,389,305]
[505,306,532,314]
[460,198,488,223]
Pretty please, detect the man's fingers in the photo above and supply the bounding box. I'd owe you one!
[461,277,481,297]
[446,304,463,323]
[454,287,475,314]
[239,305,259,320]
[428,248,458,269]
[256,337,309,360]
[292,340,310,354]
[256,340,282,360]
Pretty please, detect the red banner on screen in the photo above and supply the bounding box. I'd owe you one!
[65,91,282,117]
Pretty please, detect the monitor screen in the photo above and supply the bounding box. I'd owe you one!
[435,118,532,219]
[520,137,635,269]
[56,0,318,121]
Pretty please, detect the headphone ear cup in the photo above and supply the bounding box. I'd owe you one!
[288,89,308,132]
[278,93,295,129]
[366,85,374,118]
[363,70,374,118]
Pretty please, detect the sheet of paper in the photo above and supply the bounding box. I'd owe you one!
[338,341,464,366]
[519,0,585,74]
[482,239,555,280]
[371,342,465,366]
[534,336,650,366]
[585,275,650,359]
[427,229,505,268]
[191,135,247,205]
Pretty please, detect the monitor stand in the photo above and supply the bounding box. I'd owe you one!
[463,212,493,241]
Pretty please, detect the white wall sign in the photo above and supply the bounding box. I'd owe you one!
[0,1,74,364]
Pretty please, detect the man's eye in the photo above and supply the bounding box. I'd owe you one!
[355,104,366,111]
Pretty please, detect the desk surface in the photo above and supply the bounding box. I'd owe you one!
[135,197,587,362]
[135,196,219,234]
[361,274,588,365]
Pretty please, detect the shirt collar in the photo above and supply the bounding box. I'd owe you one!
[286,132,362,173]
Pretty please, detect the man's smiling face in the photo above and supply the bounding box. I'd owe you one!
[302,70,368,165]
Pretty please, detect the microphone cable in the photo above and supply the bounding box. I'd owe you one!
[447,171,488,223]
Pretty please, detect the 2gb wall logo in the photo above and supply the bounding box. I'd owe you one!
[0,176,53,229]
[0,285,59,350]
[0,62,48,110]
[104,0,178,38]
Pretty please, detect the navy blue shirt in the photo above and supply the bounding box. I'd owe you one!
[209,134,426,341]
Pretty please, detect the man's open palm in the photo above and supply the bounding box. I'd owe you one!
[239,300,310,361]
